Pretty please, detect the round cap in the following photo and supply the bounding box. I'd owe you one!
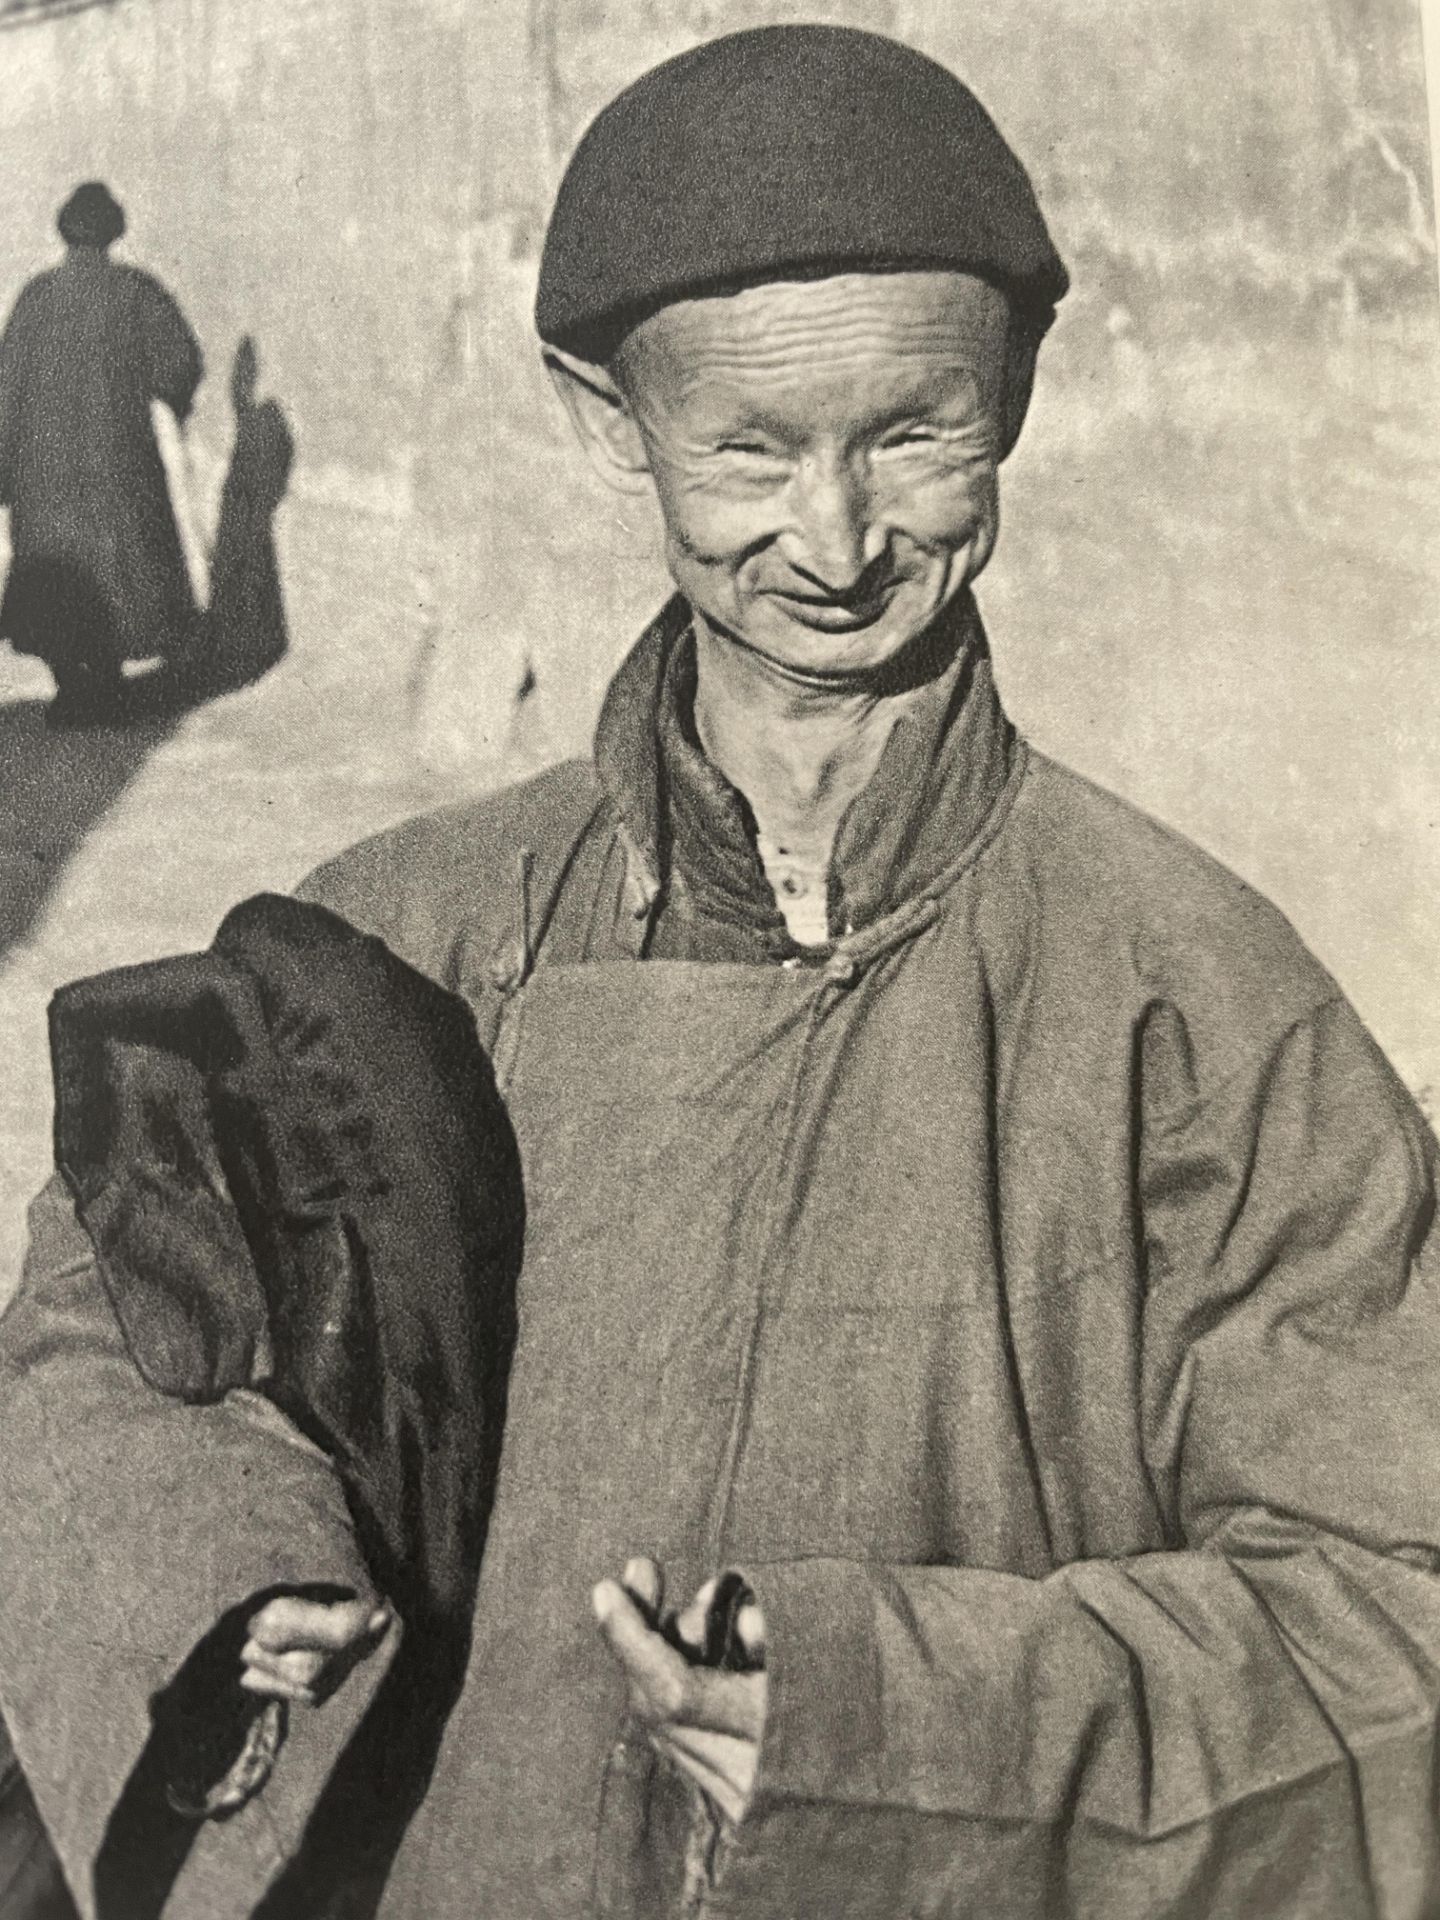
[57,181,126,249]
[536,25,1068,361]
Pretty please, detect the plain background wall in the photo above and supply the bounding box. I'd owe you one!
[0,0,1436,1282]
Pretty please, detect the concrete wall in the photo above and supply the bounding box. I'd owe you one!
[1,0,1437,1098]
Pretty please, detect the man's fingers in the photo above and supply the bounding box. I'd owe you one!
[592,1579,692,1717]
[241,1594,391,1711]
[593,1582,768,1739]
[735,1600,767,1663]
[241,1643,326,1690]
[671,1577,719,1655]
[620,1557,663,1616]
[248,1595,387,1655]
[239,1668,315,1705]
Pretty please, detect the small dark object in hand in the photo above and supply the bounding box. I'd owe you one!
[632,1571,765,1674]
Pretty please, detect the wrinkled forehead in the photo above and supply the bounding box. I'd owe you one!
[614,269,1010,416]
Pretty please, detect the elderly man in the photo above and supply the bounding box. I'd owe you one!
[2,25,1439,1920]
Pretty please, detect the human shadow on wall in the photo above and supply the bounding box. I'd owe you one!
[171,336,295,700]
[0,337,296,959]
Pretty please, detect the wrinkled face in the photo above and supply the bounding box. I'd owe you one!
[614,270,1008,679]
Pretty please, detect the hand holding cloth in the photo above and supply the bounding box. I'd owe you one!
[20,895,523,1919]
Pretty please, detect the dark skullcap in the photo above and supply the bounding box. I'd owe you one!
[57,181,126,249]
[536,25,1068,363]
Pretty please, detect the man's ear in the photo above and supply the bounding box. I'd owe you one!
[999,328,1040,461]
[543,345,652,494]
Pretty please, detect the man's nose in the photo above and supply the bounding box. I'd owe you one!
[785,454,882,592]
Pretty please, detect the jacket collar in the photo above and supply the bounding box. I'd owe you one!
[592,591,1020,944]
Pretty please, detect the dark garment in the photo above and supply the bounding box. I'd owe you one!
[0,1729,78,1920]
[45,893,522,1918]
[0,251,201,675]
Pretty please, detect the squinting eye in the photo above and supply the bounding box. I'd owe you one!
[881,428,939,450]
[717,441,780,458]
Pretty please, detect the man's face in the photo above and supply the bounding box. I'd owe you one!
[613,270,1008,679]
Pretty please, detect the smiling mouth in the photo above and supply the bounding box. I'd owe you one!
[769,582,902,632]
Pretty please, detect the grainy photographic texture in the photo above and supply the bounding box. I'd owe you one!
[0,4,1436,1918]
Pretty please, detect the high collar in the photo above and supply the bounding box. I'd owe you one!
[592,592,1020,947]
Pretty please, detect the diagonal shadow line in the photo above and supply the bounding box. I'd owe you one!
[0,695,181,958]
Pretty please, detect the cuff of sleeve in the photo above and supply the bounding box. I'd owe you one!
[739,1557,886,1811]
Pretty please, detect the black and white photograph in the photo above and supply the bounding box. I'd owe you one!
[0,3,1437,1915]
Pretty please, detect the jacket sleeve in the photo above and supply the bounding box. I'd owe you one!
[0,1175,381,1920]
[723,996,1440,1920]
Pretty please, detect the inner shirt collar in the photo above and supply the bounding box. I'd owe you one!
[592,591,1018,949]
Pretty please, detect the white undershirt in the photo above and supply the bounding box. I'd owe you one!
[754,827,833,947]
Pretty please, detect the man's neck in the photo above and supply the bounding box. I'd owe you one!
[691,618,936,943]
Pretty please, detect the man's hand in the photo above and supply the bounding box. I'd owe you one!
[592,1556,768,1827]
[241,1593,392,1706]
